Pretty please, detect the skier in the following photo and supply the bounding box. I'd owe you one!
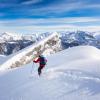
[33,55,47,76]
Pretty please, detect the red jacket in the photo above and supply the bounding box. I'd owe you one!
[33,57,47,67]
[33,57,40,63]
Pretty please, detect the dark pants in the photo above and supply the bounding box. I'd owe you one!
[38,65,45,76]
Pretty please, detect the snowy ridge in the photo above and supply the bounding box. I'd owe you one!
[0,31,100,56]
[0,32,22,42]
[46,46,100,74]
[0,32,51,55]
[0,32,51,43]
[60,31,100,49]
[0,32,61,70]
[0,46,100,100]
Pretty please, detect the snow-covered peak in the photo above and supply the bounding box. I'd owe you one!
[0,32,22,42]
[1,32,15,37]
[0,32,52,43]
[60,30,100,49]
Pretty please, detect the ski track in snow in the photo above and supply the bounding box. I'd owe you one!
[44,69,100,96]
[1,67,100,100]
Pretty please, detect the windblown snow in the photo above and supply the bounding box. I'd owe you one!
[0,46,100,100]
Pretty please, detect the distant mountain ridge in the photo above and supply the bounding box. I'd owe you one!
[0,31,100,56]
[60,31,100,49]
[0,32,51,55]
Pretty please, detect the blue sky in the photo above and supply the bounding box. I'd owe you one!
[0,0,100,34]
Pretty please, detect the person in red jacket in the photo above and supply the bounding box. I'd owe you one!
[33,55,47,76]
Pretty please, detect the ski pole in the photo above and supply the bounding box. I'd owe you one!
[31,62,35,74]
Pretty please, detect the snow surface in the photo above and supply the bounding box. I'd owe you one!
[0,55,6,64]
[0,46,100,100]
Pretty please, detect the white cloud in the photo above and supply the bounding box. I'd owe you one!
[84,4,100,9]
[0,17,100,26]
[0,24,100,34]
[29,1,84,15]
[0,17,100,34]
[21,0,42,5]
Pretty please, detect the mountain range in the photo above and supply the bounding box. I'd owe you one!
[0,32,51,55]
[0,31,100,55]
[60,31,100,49]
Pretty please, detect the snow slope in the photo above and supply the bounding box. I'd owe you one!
[0,46,100,100]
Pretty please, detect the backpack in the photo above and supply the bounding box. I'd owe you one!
[39,56,47,65]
